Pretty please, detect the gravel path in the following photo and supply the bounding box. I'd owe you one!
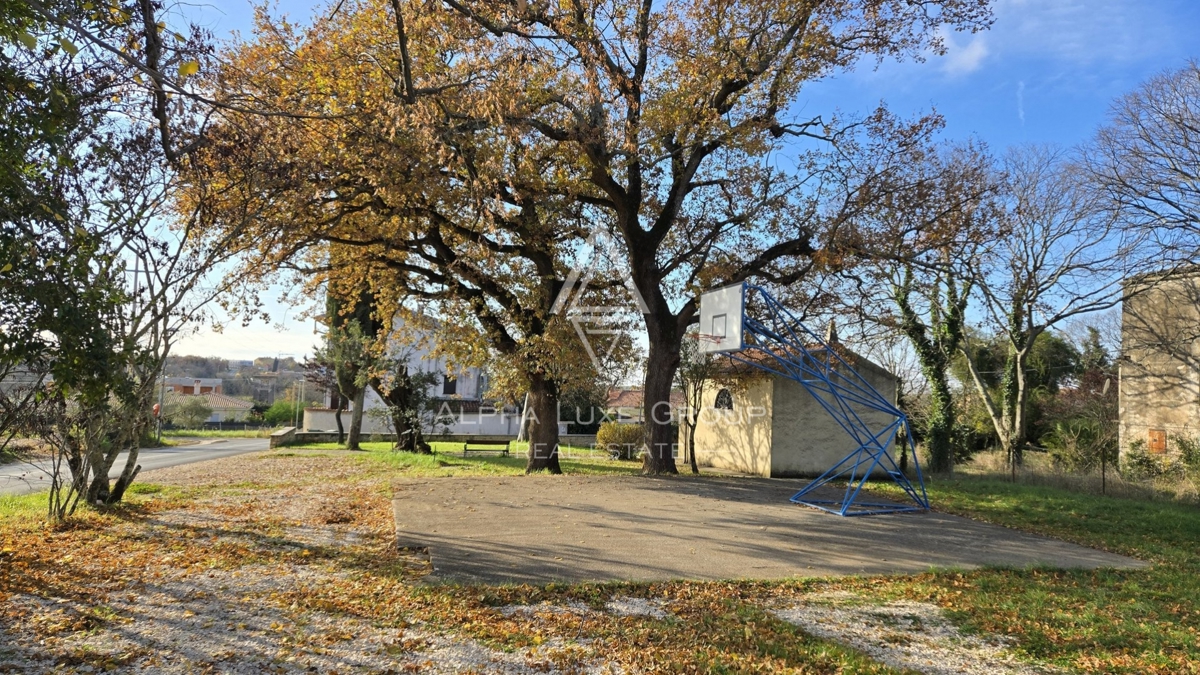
[0,500,615,673]
[771,591,1052,675]
[1,559,620,674]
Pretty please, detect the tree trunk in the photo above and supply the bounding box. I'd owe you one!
[108,396,155,504]
[334,395,346,445]
[525,373,562,474]
[1001,346,1032,468]
[370,376,431,453]
[641,331,680,475]
[686,417,699,474]
[1008,349,1031,468]
[393,411,430,453]
[108,453,141,504]
[347,387,365,450]
[84,417,112,504]
[925,375,955,474]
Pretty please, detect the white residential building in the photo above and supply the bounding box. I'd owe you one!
[302,319,522,436]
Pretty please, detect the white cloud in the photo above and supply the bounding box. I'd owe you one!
[1016,80,1025,124]
[989,0,1176,66]
[173,322,318,361]
[172,290,320,361]
[939,29,990,76]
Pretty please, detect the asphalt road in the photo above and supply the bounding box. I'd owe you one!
[0,438,270,496]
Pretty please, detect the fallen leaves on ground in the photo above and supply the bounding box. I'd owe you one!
[7,449,1181,674]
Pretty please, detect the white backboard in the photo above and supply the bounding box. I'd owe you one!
[697,282,746,353]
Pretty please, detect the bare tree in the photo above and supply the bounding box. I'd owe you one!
[838,142,998,474]
[675,330,719,474]
[0,1,253,520]
[961,146,1147,469]
[2,124,251,518]
[50,148,250,513]
[1089,62,1200,262]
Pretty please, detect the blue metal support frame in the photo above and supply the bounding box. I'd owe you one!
[723,285,929,516]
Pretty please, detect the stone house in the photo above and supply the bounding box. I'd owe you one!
[680,342,901,478]
[1119,267,1200,458]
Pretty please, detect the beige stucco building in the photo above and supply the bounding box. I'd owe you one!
[1120,268,1200,458]
[681,348,901,478]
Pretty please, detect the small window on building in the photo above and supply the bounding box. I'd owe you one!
[714,388,733,410]
[1148,429,1167,454]
[442,375,457,396]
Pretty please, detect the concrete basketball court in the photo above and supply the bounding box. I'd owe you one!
[392,475,1146,585]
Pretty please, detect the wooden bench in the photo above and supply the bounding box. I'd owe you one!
[461,439,511,457]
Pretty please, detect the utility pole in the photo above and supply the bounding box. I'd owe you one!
[293,379,306,429]
[1102,377,1112,495]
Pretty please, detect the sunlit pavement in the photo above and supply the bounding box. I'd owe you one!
[0,438,269,496]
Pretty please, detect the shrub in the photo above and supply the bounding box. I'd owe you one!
[950,423,989,464]
[1121,439,1183,481]
[262,399,302,426]
[1172,434,1200,469]
[164,397,213,429]
[596,422,644,460]
[1043,418,1116,472]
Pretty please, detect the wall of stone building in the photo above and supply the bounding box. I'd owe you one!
[1120,272,1200,458]
[683,355,901,478]
[769,358,900,478]
[688,378,775,477]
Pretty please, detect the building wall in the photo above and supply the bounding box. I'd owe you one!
[683,351,900,478]
[208,408,251,423]
[1120,272,1200,458]
[689,378,775,477]
[768,358,900,478]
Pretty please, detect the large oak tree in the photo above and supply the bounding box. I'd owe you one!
[423,0,995,472]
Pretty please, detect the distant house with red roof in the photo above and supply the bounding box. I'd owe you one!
[162,390,254,423]
[605,388,684,424]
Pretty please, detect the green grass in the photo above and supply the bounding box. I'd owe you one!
[287,442,643,476]
[854,477,1200,673]
[0,482,181,525]
[161,428,278,438]
[0,491,49,522]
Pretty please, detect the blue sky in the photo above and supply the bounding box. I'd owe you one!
[802,0,1200,149]
[173,0,1200,360]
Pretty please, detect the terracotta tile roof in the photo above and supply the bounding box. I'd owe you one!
[163,391,254,410]
[712,343,897,382]
[606,389,685,409]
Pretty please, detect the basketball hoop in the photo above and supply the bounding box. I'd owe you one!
[697,283,746,354]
